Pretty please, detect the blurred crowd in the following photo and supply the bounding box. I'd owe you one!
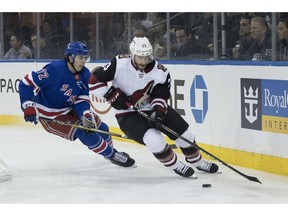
[1,12,288,61]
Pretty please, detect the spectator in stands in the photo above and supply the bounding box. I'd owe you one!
[173,26,200,57]
[224,13,242,59]
[248,12,272,29]
[42,19,55,43]
[87,24,105,59]
[54,18,70,42]
[30,30,59,59]
[277,18,288,61]
[151,31,165,59]
[149,16,166,59]
[247,16,272,61]
[20,20,36,49]
[232,15,253,60]
[51,17,70,54]
[193,13,214,58]
[159,31,177,58]
[133,24,148,38]
[4,33,32,59]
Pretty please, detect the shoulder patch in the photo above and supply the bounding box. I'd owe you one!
[118,54,130,59]
[157,64,167,72]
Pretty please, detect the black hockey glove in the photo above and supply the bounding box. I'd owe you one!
[148,106,167,130]
[104,86,130,110]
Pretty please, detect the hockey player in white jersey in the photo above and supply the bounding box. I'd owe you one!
[90,37,218,177]
[19,41,135,168]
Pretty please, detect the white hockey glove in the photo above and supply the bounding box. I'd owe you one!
[82,110,96,134]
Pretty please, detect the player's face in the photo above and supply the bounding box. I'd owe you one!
[134,55,150,71]
[73,55,89,71]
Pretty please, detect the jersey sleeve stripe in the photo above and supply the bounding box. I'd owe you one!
[151,98,168,109]
[74,95,90,104]
[23,73,39,89]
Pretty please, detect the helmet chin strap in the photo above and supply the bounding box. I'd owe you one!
[69,61,79,73]
[68,56,79,73]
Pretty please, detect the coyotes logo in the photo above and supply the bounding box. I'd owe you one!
[129,81,154,108]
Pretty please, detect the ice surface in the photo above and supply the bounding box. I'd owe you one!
[0,125,287,214]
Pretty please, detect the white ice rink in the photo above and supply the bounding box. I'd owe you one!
[1,125,288,214]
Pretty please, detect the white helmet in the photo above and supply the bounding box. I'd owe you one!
[129,37,153,60]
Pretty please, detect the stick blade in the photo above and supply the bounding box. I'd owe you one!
[246,175,262,184]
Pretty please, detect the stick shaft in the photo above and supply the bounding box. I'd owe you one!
[39,117,128,139]
[130,105,262,184]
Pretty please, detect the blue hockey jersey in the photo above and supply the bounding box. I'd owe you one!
[19,60,91,120]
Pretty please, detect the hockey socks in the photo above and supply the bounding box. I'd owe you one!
[75,129,114,157]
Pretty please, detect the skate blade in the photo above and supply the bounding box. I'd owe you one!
[114,164,138,168]
[128,165,137,168]
[196,171,222,174]
[190,173,198,179]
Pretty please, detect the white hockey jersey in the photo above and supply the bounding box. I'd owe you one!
[89,55,171,116]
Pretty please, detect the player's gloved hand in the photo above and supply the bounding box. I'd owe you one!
[104,86,130,110]
[22,101,39,125]
[82,110,96,134]
[148,106,167,130]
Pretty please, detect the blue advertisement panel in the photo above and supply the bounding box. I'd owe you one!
[241,78,288,134]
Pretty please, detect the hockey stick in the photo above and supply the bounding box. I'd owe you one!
[129,105,262,184]
[39,117,129,139]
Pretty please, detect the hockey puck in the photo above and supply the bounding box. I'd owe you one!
[202,184,211,188]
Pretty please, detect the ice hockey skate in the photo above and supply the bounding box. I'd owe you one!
[194,160,219,173]
[173,161,197,178]
[108,150,135,167]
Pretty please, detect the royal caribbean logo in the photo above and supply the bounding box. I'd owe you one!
[241,78,262,130]
[190,75,208,123]
[241,78,288,134]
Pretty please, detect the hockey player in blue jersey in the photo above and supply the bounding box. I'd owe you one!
[89,37,219,178]
[18,41,135,168]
